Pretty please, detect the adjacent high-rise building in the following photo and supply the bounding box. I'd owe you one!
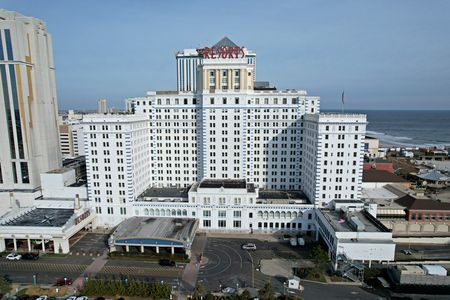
[97,98,107,114]
[83,114,151,226]
[0,10,61,209]
[302,114,367,207]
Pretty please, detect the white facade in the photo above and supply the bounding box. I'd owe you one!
[83,114,151,226]
[302,114,367,207]
[0,10,61,210]
[131,90,319,190]
[132,180,316,233]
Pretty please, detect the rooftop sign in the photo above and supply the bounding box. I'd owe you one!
[196,46,245,59]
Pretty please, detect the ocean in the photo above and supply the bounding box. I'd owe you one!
[325,110,450,148]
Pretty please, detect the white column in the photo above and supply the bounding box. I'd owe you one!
[0,238,6,252]
[27,239,31,252]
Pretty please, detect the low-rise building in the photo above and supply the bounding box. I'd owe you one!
[315,200,396,270]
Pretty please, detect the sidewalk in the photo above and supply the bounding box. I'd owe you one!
[181,233,207,291]
[204,232,280,242]
[71,249,109,293]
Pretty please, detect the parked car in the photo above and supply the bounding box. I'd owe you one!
[5,253,21,261]
[401,249,412,255]
[22,253,39,260]
[159,259,176,267]
[242,243,257,250]
[55,277,73,286]
[221,287,236,294]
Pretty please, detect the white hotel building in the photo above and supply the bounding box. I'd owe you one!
[84,38,366,231]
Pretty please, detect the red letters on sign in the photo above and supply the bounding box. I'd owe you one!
[196,46,245,59]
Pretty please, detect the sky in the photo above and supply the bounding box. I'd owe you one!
[2,0,450,111]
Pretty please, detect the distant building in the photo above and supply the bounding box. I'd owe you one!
[0,10,62,209]
[97,98,107,114]
[364,136,381,158]
[362,169,411,189]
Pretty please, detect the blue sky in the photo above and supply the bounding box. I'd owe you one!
[3,0,450,110]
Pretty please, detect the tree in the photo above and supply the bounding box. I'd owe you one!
[258,282,275,300]
[0,276,11,298]
[193,282,205,299]
[240,289,251,300]
[309,245,329,263]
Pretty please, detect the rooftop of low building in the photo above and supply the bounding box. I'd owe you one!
[321,209,390,233]
[363,169,409,183]
[197,179,256,193]
[394,194,450,211]
[0,208,74,227]
[137,186,190,200]
[112,217,197,243]
[257,190,311,204]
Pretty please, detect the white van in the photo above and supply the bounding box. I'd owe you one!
[289,238,297,246]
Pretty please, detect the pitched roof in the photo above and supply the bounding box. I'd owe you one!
[417,169,450,182]
[213,37,237,48]
[394,194,450,211]
[363,169,409,183]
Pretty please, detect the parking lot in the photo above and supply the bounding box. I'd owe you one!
[197,237,309,292]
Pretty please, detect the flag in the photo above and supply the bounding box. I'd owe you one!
[341,91,345,105]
